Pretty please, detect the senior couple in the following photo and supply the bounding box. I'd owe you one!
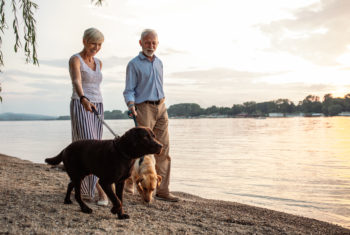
[69,28,178,206]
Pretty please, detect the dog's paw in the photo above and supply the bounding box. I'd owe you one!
[82,206,93,214]
[64,199,72,204]
[111,206,119,214]
[118,213,130,220]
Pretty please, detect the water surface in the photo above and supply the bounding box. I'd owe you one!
[0,117,349,228]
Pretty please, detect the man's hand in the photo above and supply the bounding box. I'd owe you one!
[128,102,137,117]
[129,105,137,117]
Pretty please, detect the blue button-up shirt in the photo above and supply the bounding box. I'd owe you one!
[123,52,165,104]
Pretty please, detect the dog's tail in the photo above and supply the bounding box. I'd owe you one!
[45,151,64,165]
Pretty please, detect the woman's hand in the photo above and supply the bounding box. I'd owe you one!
[81,98,96,112]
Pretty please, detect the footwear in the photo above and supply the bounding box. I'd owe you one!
[97,199,108,206]
[81,194,93,202]
[124,178,134,194]
[155,193,179,202]
[124,185,134,194]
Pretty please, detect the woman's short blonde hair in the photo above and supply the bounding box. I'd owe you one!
[83,28,104,43]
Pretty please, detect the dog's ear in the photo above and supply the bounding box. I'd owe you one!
[136,176,144,185]
[157,175,162,187]
[136,181,144,193]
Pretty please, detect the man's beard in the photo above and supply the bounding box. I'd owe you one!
[143,49,154,57]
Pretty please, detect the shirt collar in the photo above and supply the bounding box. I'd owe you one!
[138,51,157,61]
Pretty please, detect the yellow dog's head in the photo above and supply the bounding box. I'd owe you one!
[135,174,162,203]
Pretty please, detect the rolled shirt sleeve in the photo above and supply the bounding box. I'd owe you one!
[123,62,137,104]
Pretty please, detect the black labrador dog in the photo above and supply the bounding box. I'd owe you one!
[45,126,162,219]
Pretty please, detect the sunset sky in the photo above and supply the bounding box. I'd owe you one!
[0,0,349,116]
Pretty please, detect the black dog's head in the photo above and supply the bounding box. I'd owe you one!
[118,126,163,158]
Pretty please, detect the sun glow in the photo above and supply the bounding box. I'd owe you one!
[331,89,349,99]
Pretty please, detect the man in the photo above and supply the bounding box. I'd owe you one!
[123,29,178,202]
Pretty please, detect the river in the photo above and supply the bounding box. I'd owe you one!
[0,117,349,228]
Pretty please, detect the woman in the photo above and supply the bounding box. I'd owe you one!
[69,27,108,206]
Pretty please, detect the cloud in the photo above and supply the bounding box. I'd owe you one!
[0,73,16,82]
[39,59,68,68]
[159,48,188,56]
[165,80,339,109]
[101,56,133,69]
[39,56,133,70]
[259,0,350,66]
[3,69,66,80]
[168,67,285,84]
[25,81,69,92]
[163,67,340,108]
[1,69,69,97]
[103,74,126,85]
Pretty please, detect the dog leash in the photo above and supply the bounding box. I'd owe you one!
[127,108,144,165]
[92,107,145,165]
[92,107,119,138]
[127,109,138,127]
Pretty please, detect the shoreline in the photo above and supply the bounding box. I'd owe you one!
[1,153,349,234]
[1,116,350,122]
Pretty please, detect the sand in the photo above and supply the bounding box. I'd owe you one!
[0,153,349,235]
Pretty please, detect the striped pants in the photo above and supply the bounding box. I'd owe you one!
[70,99,103,199]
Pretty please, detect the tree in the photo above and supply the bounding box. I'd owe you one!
[203,105,218,115]
[168,103,203,117]
[275,99,295,113]
[256,101,275,114]
[243,101,256,114]
[0,0,104,101]
[0,0,39,69]
[300,95,322,113]
[231,104,244,115]
[322,93,333,116]
[1,0,39,101]
[104,109,128,119]
[217,107,231,115]
[327,104,343,116]
[0,0,104,69]
[344,93,350,111]
[94,0,104,5]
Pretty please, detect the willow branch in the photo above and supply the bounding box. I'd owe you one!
[92,0,104,6]
[21,0,38,65]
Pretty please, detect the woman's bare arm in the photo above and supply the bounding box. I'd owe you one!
[69,56,96,112]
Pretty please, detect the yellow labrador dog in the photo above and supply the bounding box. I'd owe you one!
[130,154,162,203]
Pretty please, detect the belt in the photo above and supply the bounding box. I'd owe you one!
[144,100,161,105]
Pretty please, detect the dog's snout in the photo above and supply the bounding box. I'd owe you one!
[155,142,163,154]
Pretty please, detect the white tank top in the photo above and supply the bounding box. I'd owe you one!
[71,53,103,103]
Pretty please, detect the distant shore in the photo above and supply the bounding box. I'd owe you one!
[1,113,350,121]
[1,153,349,234]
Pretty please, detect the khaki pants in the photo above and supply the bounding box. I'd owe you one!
[134,100,171,196]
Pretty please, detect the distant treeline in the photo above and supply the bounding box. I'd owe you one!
[57,110,129,120]
[56,93,350,120]
[168,94,350,117]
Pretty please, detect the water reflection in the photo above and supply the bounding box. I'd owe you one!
[169,117,350,228]
[0,117,349,228]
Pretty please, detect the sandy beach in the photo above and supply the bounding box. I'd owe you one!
[0,153,349,235]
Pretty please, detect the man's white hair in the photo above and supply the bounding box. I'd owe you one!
[140,29,158,41]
